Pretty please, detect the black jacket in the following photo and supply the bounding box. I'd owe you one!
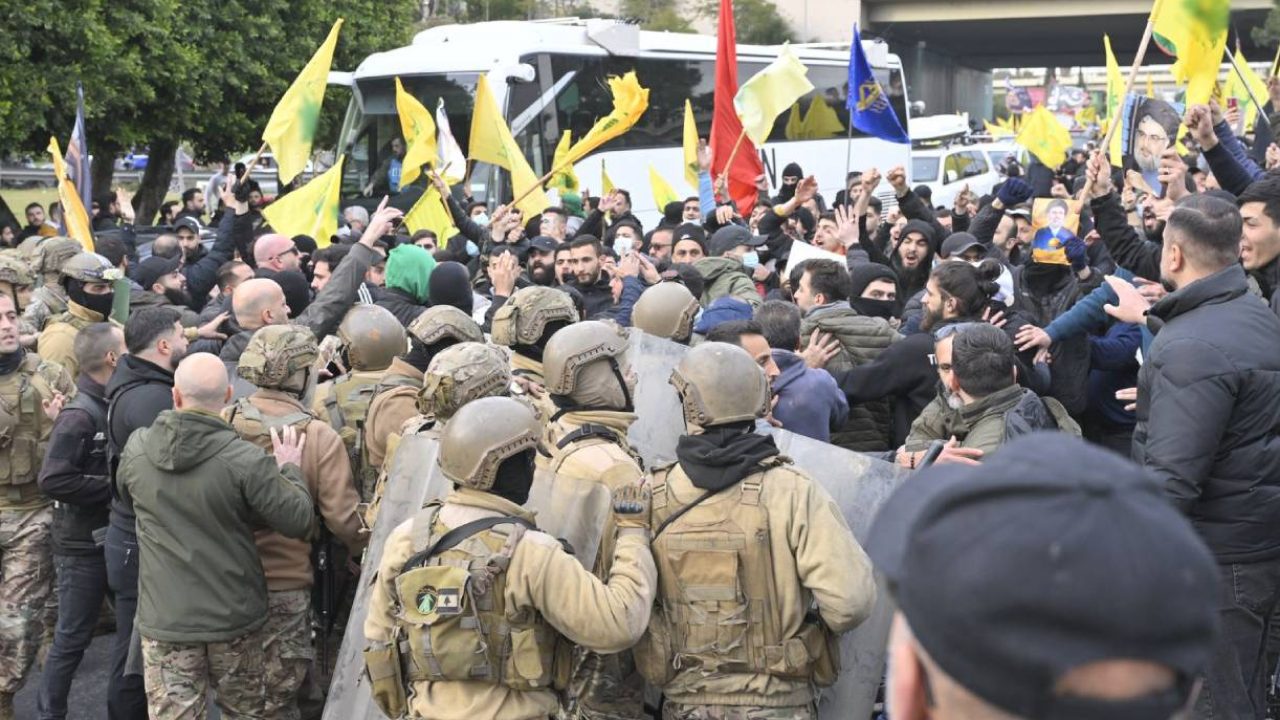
[1010,265,1100,418]
[574,275,616,321]
[375,287,429,328]
[106,355,175,537]
[181,208,246,312]
[1134,264,1280,562]
[39,375,111,556]
[1091,192,1161,283]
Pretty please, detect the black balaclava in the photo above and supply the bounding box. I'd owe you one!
[675,420,780,492]
[490,449,536,505]
[405,337,459,373]
[512,319,571,363]
[429,261,474,314]
[848,263,901,320]
[777,162,804,202]
[66,279,115,318]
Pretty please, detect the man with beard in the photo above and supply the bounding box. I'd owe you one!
[175,188,205,224]
[173,218,205,264]
[38,254,123,379]
[1130,99,1180,195]
[103,307,191,719]
[526,236,559,286]
[568,236,616,319]
[129,256,201,326]
[753,301,847,442]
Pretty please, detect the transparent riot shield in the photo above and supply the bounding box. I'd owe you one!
[765,427,905,720]
[323,431,452,720]
[625,331,687,468]
[225,361,257,401]
[525,466,615,570]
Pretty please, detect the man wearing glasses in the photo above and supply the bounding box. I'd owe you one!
[253,234,303,274]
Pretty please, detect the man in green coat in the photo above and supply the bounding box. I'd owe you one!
[117,352,314,719]
[694,225,764,309]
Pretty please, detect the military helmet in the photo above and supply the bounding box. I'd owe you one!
[490,286,578,347]
[407,305,483,347]
[542,320,628,396]
[438,396,539,490]
[418,342,511,419]
[338,304,406,371]
[670,341,770,427]
[237,324,319,389]
[632,282,699,342]
[60,252,118,283]
[0,254,35,287]
[35,238,85,277]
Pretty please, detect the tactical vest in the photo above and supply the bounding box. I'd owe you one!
[0,354,57,487]
[322,373,382,459]
[358,374,421,499]
[392,501,569,691]
[636,459,839,688]
[225,398,313,452]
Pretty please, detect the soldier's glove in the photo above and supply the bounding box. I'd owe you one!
[612,484,652,532]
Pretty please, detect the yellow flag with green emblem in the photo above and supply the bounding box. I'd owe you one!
[1152,0,1229,105]
[261,156,344,248]
[683,99,700,189]
[395,77,437,188]
[404,184,459,240]
[468,74,548,218]
[1225,48,1268,129]
[733,44,814,145]
[547,130,579,193]
[262,19,342,186]
[649,165,681,210]
[565,72,650,164]
[1016,106,1071,169]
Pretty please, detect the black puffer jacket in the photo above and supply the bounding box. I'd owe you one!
[1135,264,1280,562]
[106,355,175,538]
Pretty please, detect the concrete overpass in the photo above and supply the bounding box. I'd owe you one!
[853,0,1274,120]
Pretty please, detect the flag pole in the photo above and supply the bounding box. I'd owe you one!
[1227,50,1273,133]
[1087,0,1160,196]
[843,120,854,198]
[722,128,749,173]
[1270,44,1280,78]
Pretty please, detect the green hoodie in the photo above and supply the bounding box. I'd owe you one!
[693,256,761,309]
[385,243,437,304]
[118,409,314,643]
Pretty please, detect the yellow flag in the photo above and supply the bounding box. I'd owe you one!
[984,120,1014,138]
[46,137,93,251]
[395,78,437,188]
[564,72,649,165]
[1153,0,1229,106]
[262,19,342,186]
[800,95,845,139]
[1016,106,1071,169]
[1225,49,1268,128]
[601,159,615,195]
[547,130,579,193]
[1147,74,1155,98]
[261,156,344,248]
[683,99,700,189]
[784,102,803,140]
[468,74,549,219]
[404,184,459,241]
[1104,35,1126,167]
[734,44,814,145]
[649,165,681,210]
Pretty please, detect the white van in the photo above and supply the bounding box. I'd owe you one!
[912,143,1009,209]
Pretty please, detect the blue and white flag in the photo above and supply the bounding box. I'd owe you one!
[846,25,909,144]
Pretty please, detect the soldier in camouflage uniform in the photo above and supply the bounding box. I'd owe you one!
[0,254,40,362]
[22,237,81,335]
[37,253,122,379]
[490,285,579,422]
[540,321,647,720]
[224,326,366,720]
[0,292,76,719]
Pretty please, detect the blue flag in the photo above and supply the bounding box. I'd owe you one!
[846,25,909,144]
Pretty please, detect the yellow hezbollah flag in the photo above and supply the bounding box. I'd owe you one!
[683,99,700,189]
[395,77,437,188]
[565,72,649,165]
[47,137,93,251]
[1225,49,1268,128]
[468,74,548,219]
[1153,0,1229,105]
[262,19,342,186]
[547,130,579,193]
[1104,34,1126,166]
[784,102,803,140]
[649,165,681,210]
[601,159,616,195]
[800,94,845,139]
[734,44,814,145]
[404,184,459,240]
[984,120,1014,138]
[1016,106,1071,169]
[261,156,344,248]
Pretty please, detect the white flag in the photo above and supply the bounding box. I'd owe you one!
[436,98,467,184]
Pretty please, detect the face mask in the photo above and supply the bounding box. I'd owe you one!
[741,251,760,270]
[850,297,897,320]
[474,213,490,227]
[612,237,632,258]
[465,240,479,258]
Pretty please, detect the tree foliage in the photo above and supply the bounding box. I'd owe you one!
[1253,0,1280,48]
[695,0,795,45]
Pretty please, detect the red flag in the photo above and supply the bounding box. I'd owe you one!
[710,0,764,216]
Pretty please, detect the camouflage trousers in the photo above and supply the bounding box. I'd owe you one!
[560,648,647,720]
[0,505,54,693]
[141,624,268,719]
[263,589,314,720]
[661,702,818,720]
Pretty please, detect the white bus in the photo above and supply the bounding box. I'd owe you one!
[330,18,912,227]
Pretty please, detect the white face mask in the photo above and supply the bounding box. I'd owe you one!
[473,213,490,227]
[465,240,479,257]
[741,251,760,270]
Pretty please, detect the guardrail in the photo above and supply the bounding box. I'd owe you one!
[0,167,280,190]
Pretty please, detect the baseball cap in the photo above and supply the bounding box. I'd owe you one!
[867,433,1218,720]
[940,232,986,259]
[135,255,183,291]
[529,235,558,253]
[1005,204,1032,221]
[707,224,765,257]
[174,217,202,235]
[674,223,706,247]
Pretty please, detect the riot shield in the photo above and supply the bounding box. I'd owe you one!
[625,331,687,468]
[225,361,257,402]
[525,466,615,570]
[765,427,905,720]
[323,431,452,720]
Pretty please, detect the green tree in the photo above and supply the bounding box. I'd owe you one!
[696,0,794,45]
[1253,0,1280,48]
[620,0,692,32]
[0,0,418,222]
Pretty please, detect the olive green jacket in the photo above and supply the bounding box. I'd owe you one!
[958,385,1082,456]
[694,256,761,309]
